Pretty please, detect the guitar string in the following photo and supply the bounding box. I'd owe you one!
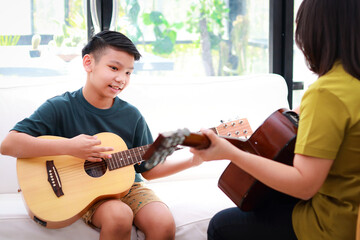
[52,147,148,180]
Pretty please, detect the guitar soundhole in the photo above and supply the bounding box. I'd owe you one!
[84,160,107,178]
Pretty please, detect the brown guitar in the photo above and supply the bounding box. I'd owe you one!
[142,108,299,211]
[16,118,251,228]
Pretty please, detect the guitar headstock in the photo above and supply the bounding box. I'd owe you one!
[142,128,211,170]
[143,129,191,170]
[214,118,252,139]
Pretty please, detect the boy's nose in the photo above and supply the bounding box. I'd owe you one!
[115,75,125,83]
[115,76,126,88]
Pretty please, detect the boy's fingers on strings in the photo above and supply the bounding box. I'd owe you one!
[87,156,104,162]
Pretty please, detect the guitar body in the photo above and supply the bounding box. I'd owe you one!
[218,109,298,211]
[16,132,135,229]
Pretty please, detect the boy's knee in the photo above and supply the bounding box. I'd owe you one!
[159,219,176,238]
[144,216,176,239]
[93,200,134,230]
[99,204,133,238]
[107,203,133,227]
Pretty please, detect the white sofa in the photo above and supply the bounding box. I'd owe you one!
[0,72,290,239]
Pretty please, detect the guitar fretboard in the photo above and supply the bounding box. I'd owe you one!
[106,145,151,170]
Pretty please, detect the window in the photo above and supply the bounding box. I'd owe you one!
[115,0,269,77]
[0,0,86,81]
[0,0,270,81]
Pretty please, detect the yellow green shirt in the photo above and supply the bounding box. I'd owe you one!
[293,63,360,239]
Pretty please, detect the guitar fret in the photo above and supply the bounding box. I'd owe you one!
[114,152,121,168]
[136,147,143,161]
[126,151,131,165]
[119,152,126,167]
[107,144,156,171]
[109,153,116,170]
[108,155,114,170]
[130,148,138,163]
[119,151,126,166]
[125,151,131,165]
[115,153,120,168]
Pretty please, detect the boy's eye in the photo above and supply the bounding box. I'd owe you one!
[110,66,118,71]
[126,71,132,75]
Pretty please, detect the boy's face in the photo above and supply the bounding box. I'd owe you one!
[84,47,135,101]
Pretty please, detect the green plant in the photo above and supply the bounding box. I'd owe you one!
[0,35,20,46]
[65,10,86,47]
[117,0,143,43]
[52,7,86,48]
[142,11,183,55]
[54,35,65,47]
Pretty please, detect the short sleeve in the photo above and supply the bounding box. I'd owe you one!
[295,87,349,159]
[12,100,58,137]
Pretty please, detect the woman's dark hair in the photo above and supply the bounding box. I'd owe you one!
[295,0,360,80]
[82,30,141,61]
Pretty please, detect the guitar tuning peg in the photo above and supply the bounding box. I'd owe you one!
[235,131,240,135]
[227,132,231,136]
[231,122,236,126]
[239,120,243,124]
[220,120,228,128]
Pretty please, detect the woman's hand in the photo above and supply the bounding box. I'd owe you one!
[190,129,239,162]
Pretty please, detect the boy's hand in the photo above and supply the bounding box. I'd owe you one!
[68,134,114,162]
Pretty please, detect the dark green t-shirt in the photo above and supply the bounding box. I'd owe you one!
[12,88,153,182]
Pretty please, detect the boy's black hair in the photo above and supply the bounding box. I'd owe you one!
[295,0,360,80]
[82,30,141,61]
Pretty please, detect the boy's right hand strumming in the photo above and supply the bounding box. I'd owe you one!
[68,134,114,162]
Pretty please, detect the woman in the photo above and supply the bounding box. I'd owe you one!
[191,0,360,239]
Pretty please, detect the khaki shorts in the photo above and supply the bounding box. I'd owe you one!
[82,182,162,227]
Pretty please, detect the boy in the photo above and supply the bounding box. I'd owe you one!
[1,30,201,240]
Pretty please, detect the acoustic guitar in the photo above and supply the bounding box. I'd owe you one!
[17,118,251,229]
[142,108,299,211]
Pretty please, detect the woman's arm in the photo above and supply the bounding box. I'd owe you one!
[190,130,333,200]
[141,149,203,180]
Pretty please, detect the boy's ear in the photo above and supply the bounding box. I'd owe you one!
[83,54,93,72]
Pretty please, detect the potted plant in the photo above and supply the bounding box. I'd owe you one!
[29,34,41,57]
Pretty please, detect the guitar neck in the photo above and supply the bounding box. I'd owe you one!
[106,144,150,170]
[182,132,253,153]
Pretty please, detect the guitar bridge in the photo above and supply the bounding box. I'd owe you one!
[46,160,64,197]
